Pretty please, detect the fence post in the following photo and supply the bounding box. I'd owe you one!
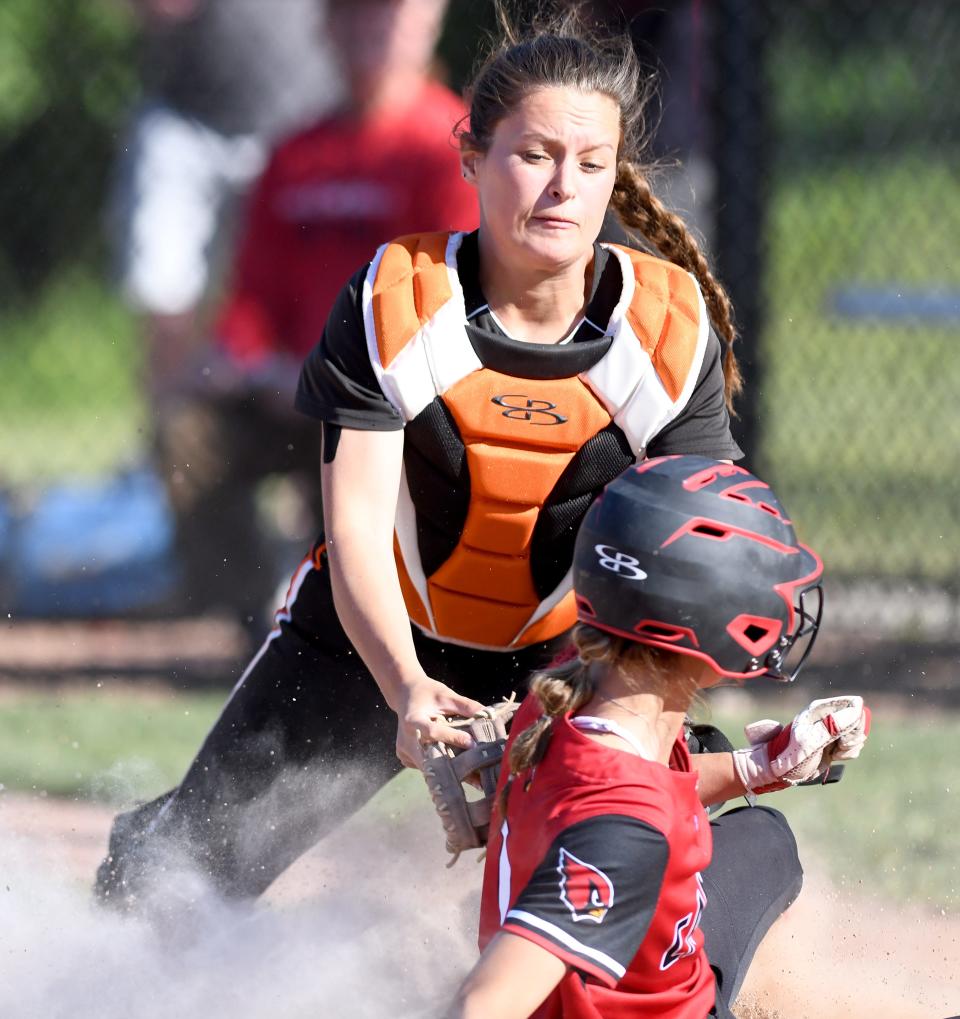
[711,0,768,465]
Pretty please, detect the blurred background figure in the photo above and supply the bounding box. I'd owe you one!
[105,0,339,625]
[108,0,338,402]
[130,0,477,629]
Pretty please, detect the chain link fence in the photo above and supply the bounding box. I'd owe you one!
[752,1,960,635]
[1,0,958,630]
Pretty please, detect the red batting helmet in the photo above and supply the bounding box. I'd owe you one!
[572,456,823,681]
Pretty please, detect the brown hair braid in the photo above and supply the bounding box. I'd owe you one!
[498,624,689,815]
[611,163,742,409]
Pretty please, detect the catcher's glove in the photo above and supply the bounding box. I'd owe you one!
[419,697,519,866]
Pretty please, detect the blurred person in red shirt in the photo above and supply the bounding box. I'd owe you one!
[111,0,335,395]
[157,0,477,627]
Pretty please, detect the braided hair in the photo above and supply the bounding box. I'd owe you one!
[461,2,741,409]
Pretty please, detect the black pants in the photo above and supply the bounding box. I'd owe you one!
[96,544,566,901]
[96,545,801,1009]
[703,805,803,1016]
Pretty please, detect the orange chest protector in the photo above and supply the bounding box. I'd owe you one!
[361,231,708,649]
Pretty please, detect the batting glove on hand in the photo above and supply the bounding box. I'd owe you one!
[732,695,871,795]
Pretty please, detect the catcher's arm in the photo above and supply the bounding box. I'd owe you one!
[321,427,484,766]
[419,699,519,865]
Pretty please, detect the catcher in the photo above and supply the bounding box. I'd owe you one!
[96,6,749,908]
[434,457,870,1019]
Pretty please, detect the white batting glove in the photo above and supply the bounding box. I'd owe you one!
[732,695,871,795]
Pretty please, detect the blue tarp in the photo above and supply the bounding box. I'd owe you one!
[4,467,177,617]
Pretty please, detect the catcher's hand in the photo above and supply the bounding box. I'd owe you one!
[732,695,871,795]
[419,697,520,866]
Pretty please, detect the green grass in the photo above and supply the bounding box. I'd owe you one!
[0,687,223,801]
[760,155,960,580]
[0,686,956,911]
[708,698,959,911]
[0,268,145,486]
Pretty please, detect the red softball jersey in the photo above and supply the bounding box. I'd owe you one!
[216,80,477,364]
[478,695,715,1019]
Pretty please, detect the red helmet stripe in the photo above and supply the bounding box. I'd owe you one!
[632,620,701,647]
[575,595,598,618]
[634,455,682,475]
[574,617,768,679]
[681,463,750,491]
[661,517,800,555]
[718,481,791,523]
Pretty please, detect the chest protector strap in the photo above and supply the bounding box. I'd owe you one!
[361,231,709,650]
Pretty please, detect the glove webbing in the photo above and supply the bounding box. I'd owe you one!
[421,700,518,865]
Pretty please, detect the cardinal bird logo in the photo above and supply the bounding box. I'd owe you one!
[557,847,615,923]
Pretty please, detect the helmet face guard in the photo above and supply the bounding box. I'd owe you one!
[759,580,823,683]
[573,456,825,683]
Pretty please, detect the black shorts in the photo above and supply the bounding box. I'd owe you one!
[704,805,803,1016]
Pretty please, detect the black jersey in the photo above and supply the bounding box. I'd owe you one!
[296,231,741,649]
[296,231,741,463]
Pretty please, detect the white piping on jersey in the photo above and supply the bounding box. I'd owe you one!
[498,818,512,924]
[508,566,573,647]
[571,715,656,760]
[395,466,437,632]
[505,909,626,979]
[581,245,710,456]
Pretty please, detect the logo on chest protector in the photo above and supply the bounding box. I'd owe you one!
[557,847,615,923]
[492,394,567,425]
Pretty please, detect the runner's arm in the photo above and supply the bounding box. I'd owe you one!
[449,932,565,1019]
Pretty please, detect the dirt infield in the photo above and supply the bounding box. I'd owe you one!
[2,616,959,1015]
[2,789,957,1019]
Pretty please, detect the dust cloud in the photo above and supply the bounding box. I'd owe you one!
[0,769,479,1019]
[3,770,959,1019]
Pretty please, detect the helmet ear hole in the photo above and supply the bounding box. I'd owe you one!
[727,614,782,656]
[576,596,597,618]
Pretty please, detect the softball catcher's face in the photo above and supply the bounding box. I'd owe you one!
[461,87,621,275]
